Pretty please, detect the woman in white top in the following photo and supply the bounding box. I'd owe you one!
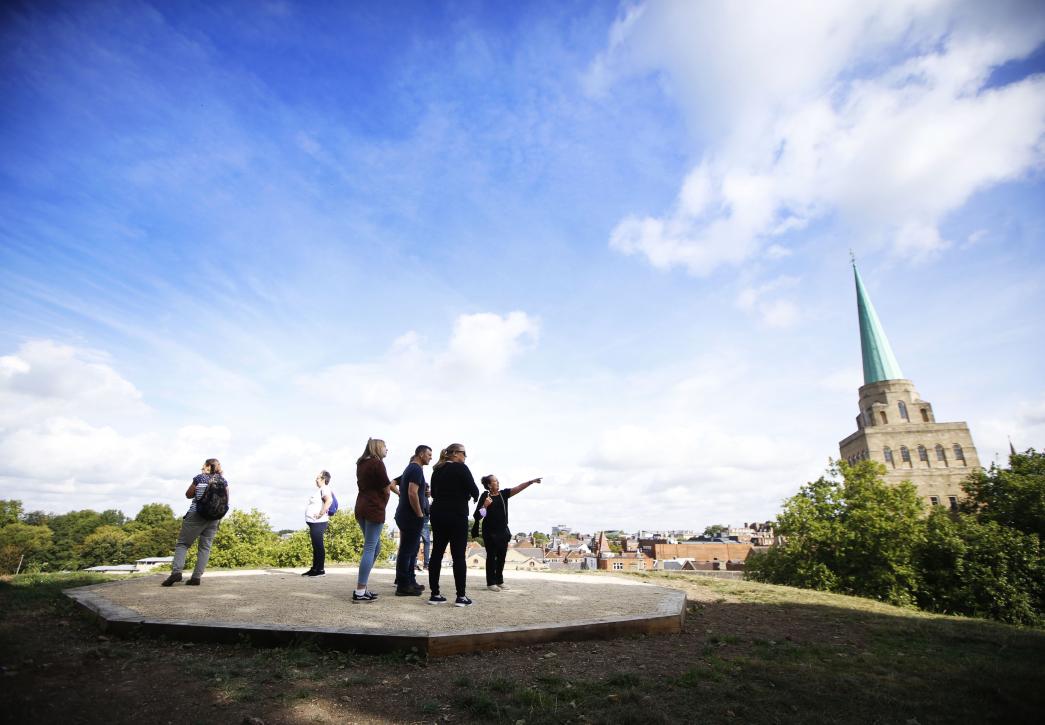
[303,470,333,577]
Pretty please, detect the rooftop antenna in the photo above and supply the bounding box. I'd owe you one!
[849,249,856,265]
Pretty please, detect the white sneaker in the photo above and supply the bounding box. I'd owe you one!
[487,584,501,592]
[497,583,510,590]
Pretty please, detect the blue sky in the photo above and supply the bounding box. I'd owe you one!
[2,0,1044,534]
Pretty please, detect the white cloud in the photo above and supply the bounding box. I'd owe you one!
[440,311,540,377]
[0,340,144,416]
[736,275,801,328]
[596,0,1045,273]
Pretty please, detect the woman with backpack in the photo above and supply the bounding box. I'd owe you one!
[353,438,394,602]
[302,470,334,577]
[162,458,229,587]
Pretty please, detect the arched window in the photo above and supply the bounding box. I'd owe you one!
[898,401,909,421]
[953,444,965,464]
[921,408,930,422]
[935,444,946,463]
[900,446,911,463]
[883,447,894,467]
[918,445,929,463]
[880,411,888,424]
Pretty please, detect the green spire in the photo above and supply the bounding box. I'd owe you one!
[853,262,904,384]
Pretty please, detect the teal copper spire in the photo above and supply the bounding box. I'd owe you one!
[853,261,904,384]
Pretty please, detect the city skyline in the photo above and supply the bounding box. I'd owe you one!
[2,1,1044,534]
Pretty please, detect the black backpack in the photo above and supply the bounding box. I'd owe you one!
[196,475,229,520]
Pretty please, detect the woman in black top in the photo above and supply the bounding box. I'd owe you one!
[472,474,541,591]
[428,443,480,607]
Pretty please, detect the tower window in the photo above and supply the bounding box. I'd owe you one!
[953,444,965,464]
[935,444,946,463]
[883,447,894,466]
[900,446,911,463]
[865,408,874,426]
[948,496,958,511]
[898,401,909,420]
[921,408,930,422]
[918,445,929,463]
[880,411,888,424]
[930,496,940,506]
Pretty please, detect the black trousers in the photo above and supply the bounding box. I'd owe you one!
[394,511,423,587]
[482,527,510,586]
[429,514,469,597]
[306,521,327,572]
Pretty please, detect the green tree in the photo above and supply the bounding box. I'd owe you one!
[126,525,178,561]
[0,522,53,574]
[133,503,177,529]
[207,509,278,568]
[21,511,49,527]
[80,525,132,568]
[272,531,313,567]
[0,500,24,527]
[961,448,1045,539]
[914,507,1043,626]
[47,510,122,570]
[531,531,550,547]
[703,524,729,538]
[123,503,180,560]
[747,460,925,605]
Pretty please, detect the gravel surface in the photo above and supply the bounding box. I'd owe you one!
[84,567,682,634]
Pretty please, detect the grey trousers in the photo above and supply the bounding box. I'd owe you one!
[171,511,221,578]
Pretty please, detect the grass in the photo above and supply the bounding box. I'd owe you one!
[1,570,1043,724]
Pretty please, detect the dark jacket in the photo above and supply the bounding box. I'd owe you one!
[354,457,391,523]
[430,461,480,520]
[472,487,513,538]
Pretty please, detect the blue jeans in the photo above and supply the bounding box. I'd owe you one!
[420,516,431,567]
[356,515,384,586]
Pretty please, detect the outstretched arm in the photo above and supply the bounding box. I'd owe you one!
[506,478,542,498]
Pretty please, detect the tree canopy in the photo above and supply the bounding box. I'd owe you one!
[748,452,1045,625]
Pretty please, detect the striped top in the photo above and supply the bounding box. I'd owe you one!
[187,473,225,515]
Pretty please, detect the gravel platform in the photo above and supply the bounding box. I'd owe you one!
[72,567,682,636]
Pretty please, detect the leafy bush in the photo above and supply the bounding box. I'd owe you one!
[746,460,924,606]
[915,508,1043,626]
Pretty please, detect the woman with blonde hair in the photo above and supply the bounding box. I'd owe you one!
[352,438,393,602]
[302,470,333,577]
[427,443,481,606]
[162,458,228,587]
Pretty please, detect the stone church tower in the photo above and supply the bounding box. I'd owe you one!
[838,263,980,509]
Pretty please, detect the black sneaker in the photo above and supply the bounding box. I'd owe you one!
[396,586,423,597]
[454,596,473,607]
[303,570,326,577]
[301,570,315,576]
[186,577,201,586]
[428,593,447,605]
[352,590,377,602]
[161,572,182,587]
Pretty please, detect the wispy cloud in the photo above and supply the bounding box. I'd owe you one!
[596,0,1045,273]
